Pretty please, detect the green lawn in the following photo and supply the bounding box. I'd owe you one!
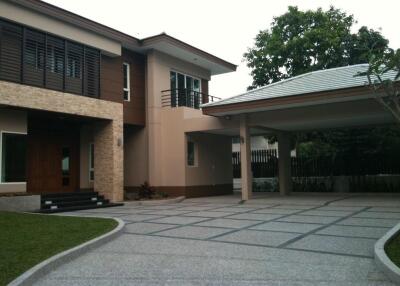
[386,234,400,267]
[0,211,117,285]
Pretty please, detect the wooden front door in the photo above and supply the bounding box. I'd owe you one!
[27,123,80,194]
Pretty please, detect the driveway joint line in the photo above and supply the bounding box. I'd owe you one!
[277,206,372,248]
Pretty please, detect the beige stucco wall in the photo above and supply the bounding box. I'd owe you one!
[0,109,27,193]
[0,80,124,201]
[146,50,232,189]
[0,1,121,56]
[156,107,234,188]
[124,127,148,188]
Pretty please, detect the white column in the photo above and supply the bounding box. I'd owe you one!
[240,114,252,200]
[277,132,292,195]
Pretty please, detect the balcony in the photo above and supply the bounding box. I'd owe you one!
[161,89,220,109]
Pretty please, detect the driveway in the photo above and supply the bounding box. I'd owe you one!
[34,193,400,285]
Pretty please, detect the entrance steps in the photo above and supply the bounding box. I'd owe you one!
[38,191,123,213]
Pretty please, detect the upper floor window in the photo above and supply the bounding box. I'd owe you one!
[123,63,130,101]
[170,71,201,108]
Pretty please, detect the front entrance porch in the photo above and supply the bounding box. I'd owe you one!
[27,115,81,194]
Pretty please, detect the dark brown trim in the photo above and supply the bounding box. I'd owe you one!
[141,33,237,72]
[202,85,373,116]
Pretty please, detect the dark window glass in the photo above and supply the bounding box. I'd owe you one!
[123,64,128,89]
[187,141,195,166]
[1,133,26,182]
[62,147,70,186]
[89,143,94,181]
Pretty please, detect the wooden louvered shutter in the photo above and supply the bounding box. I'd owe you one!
[46,35,65,91]
[84,47,100,97]
[65,41,83,94]
[0,20,23,82]
[23,28,45,87]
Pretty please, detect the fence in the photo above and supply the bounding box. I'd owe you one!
[232,150,400,178]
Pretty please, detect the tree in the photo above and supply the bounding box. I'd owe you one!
[244,6,388,89]
[359,48,400,123]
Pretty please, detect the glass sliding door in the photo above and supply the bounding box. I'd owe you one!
[169,71,201,108]
[186,76,193,107]
[193,79,200,108]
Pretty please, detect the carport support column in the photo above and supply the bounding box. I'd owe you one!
[240,115,252,200]
[278,132,292,195]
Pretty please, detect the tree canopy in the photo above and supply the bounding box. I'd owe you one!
[244,6,389,89]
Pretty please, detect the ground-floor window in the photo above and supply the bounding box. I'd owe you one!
[187,140,197,167]
[89,143,94,181]
[1,132,27,183]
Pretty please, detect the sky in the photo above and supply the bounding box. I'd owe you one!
[45,0,400,99]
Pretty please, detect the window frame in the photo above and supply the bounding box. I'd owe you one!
[0,130,27,184]
[89,142,94,182]
[123,62,131,101]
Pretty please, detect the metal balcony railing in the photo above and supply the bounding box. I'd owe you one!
[161,89,221,109]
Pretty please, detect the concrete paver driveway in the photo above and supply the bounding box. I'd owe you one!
[35,193,400,285]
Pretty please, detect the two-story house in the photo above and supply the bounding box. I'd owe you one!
[0,0,237,209]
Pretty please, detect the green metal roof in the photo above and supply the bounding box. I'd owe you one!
[203,64,398,108]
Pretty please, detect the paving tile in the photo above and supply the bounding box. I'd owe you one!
[139,209,192,216]
[212,229,300,247]
[148,216,210,225]
[316,206,365,211]
[155,226,231,239]
[353,211,400,219]
[286,234,376,257]
[176,206,218,211]
[316,225,390,239]
[118,214,164,222]
[252,208,300,215]
[195,218,260,229]
[337,217,399,228]
[368,207,400,213]
[136,205,180,210]
[300,210,353,217]
[273,205,317,210]
[278,215,338,224]
[250,221,323,233]
[183,211,235,218]
[227,213,283,221]
[212,207,257,213]
[124,222,178,234]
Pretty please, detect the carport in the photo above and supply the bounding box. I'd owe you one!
[202,64,398,201]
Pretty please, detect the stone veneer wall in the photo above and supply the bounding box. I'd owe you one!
[0,80,124,202]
